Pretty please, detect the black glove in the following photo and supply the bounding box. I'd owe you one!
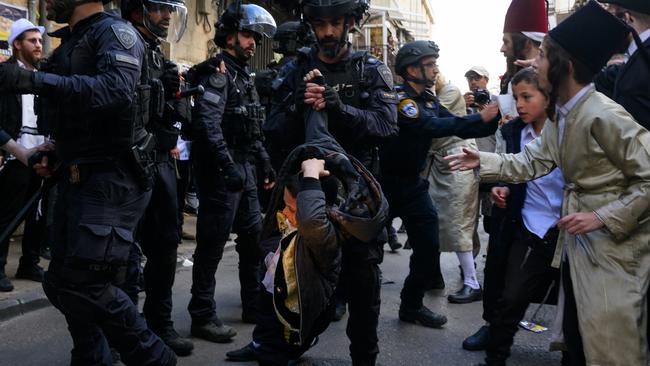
[0,63,37,94]
[323,84,344,112]
[262,159,276,184]
[222,163,244,192]
[293,80,307,114]
[161,61,180,100]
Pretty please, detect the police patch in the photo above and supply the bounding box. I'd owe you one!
[208,73,227,89]
[203,91,221,106]
[398,99,419,118]
[377,64,394,89]
[111,23,137,50]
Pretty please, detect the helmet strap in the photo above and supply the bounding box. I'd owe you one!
[404,63,433,88]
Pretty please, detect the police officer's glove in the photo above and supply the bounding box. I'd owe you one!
[161,61,181,100]
[222,163,244,192]
[323,84,344,113]
[262,159,276,184]
[293,80,307,115]
[0,63,41,94]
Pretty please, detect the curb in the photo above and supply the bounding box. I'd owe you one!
[0,289,50,322]
[0,241,236,322]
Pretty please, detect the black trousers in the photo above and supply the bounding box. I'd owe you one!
[561,260,586,366]
[189,157,262,321]
[45,162,173,365]
[252,289,334,366]
[175,158,191,233]
[0,160,44,273]
[482,210,512,324]
[485,224,559,363]
[139,159,181,332]
[382,176,441,309]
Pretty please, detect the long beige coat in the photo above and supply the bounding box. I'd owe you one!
[424,83,479,252]
[479,88,650,366]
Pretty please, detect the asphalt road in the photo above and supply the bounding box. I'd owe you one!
[0,228,562,366]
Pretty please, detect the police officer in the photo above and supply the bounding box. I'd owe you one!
[184,3,276,343]
[0,0,176,364]
[380,40,500,330]
[122,0,193,356]
[264,0,398,364]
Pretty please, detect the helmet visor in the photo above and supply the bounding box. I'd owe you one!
[240,4,277,38]
[146,0,188,43]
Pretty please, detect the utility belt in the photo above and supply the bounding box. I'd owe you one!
[50,259,128,286]
[64,158,126,185]
[153,148,170,163]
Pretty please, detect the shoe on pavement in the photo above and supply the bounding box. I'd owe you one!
[399,305,447,328]
[448,285,483,304]
[191,318,237,343]
[181,231,196,241]
[15,264,44,282]
[226,342,258,362]
[156,327,194,356]
[0,275,14,292]
[463,325,490,351]
[387,236,402,253]
[332,301,346,322]
[426,276,445,290]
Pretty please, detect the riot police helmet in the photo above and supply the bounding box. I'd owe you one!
[214,3,277,48]
[301,0,369,22]
[395,40,440,87]
[122,0,187,42]
[272,21,315,55]
[46,0,113,24]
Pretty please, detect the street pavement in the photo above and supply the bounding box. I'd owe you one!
[0,220,561,366]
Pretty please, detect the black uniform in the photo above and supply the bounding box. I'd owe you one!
[264,46,398,364]
[379,83,497,311]
[130,35,184,336]
[29,12,174,365]
[187,51,269,322]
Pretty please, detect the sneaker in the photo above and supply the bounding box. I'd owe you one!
[156,327,194,356]
[226,342,257,362]
[0,275,14,292]
[15,264,44,282]
[399,305,447,328]
[191,318,237,343]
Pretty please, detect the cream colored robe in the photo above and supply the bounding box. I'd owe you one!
[424,83,479,252]
[479,88,650,366]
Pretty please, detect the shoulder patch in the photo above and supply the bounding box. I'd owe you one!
[111,23,137,50]
[398,98,419,118]
[202,90,222,106]
[377,64,394,89]
[115,53,140,67]
[208,73,227,89]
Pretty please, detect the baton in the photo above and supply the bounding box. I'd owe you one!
[174,85,204,99]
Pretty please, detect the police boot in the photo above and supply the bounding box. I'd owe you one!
[398,304,447,328]
[226,342,258,362]
[463,325,490,351]
[156,327,194,356]
[15,263,44,282]
[191,317,237,343]
[0,271,13,292]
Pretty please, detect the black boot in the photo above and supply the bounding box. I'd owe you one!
[226,343,257,362]
[399,305,447,328]
[15,264,44,282]
[463,325,490,351]
[0,272,14,292]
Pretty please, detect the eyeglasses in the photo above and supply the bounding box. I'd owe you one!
[466,74,483,81]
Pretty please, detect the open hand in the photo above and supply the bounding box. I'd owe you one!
[480,102,499,122]
[444,148,481,171]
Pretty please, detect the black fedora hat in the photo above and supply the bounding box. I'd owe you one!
[598,0,650,15]
[549,0,630,74]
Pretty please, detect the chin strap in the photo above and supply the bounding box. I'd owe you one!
[403,62,434,88]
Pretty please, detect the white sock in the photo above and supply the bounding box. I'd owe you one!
[456,251,480,289]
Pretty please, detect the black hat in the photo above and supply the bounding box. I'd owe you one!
[549,1,630,74]
[598,0,650,15]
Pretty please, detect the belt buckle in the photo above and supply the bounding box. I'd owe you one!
[69,164,80,183]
